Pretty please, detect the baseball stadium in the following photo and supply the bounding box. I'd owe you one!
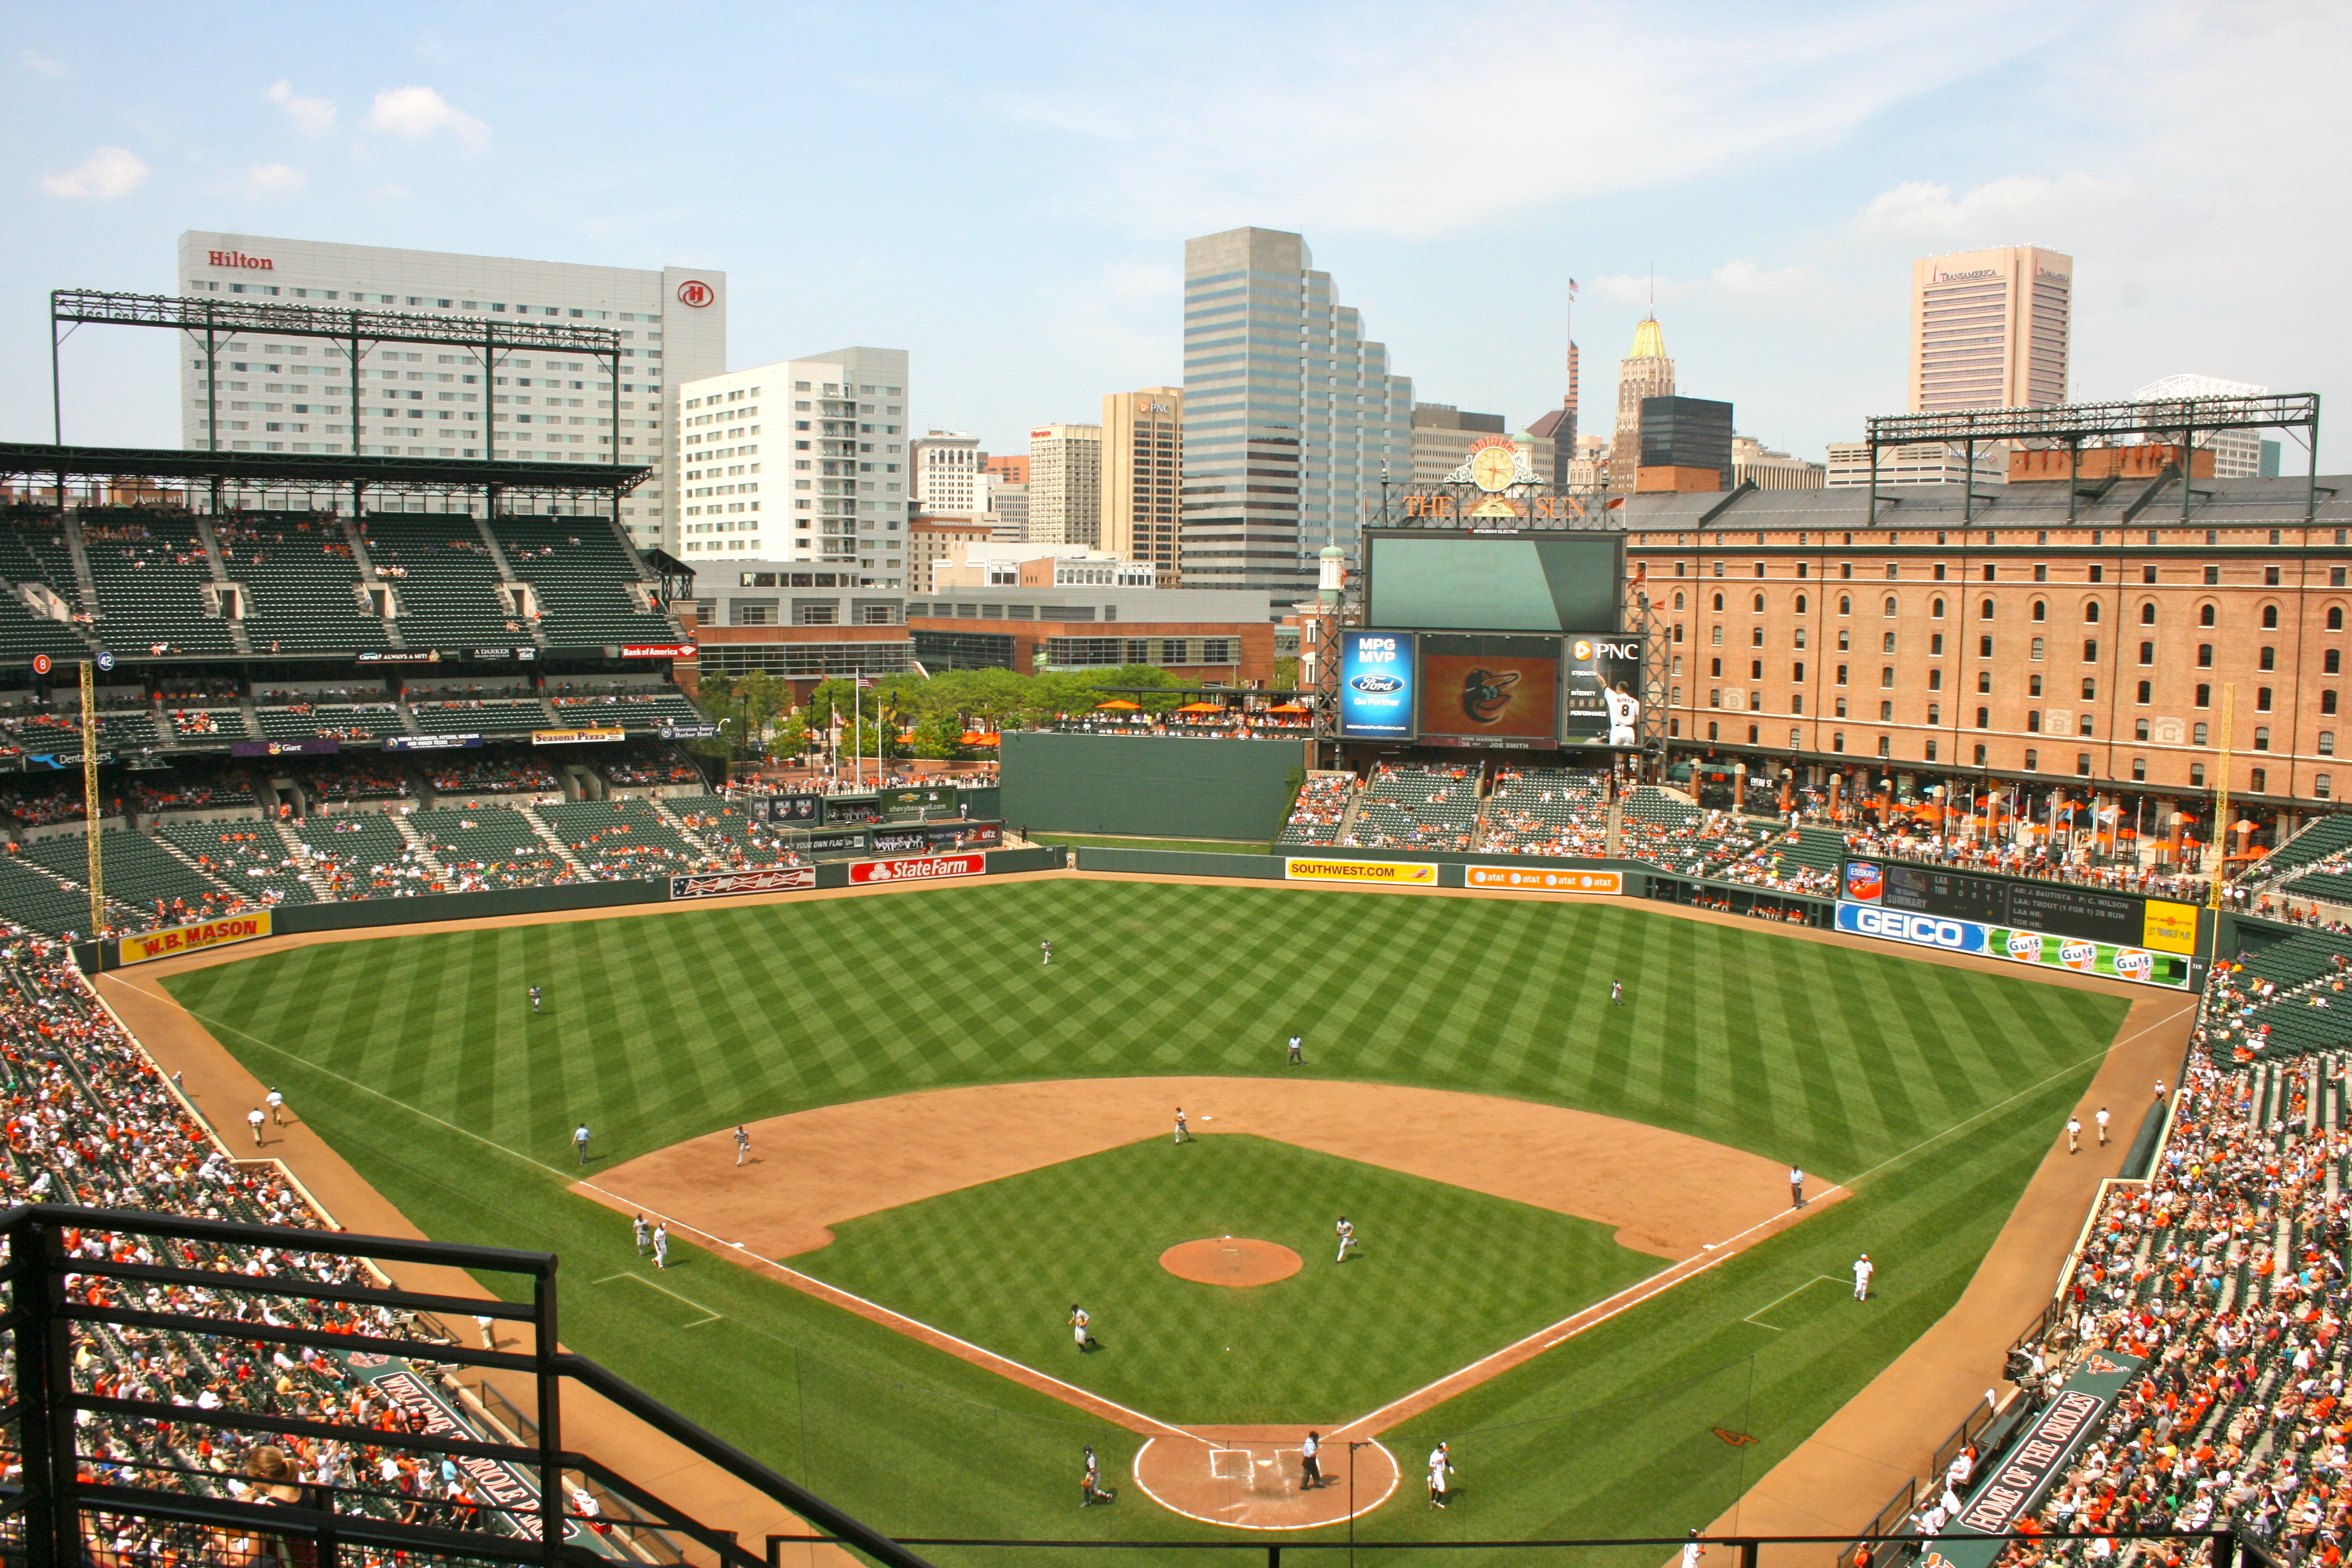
[0,309,2348,1568]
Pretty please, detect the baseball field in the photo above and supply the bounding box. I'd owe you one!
[155,876,2132,1558]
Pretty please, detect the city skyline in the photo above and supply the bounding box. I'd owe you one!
[5,4,2349,471]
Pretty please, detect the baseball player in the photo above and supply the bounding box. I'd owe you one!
[574,1123,592,1165]
[1174,1108,1191,1145]
[1334,1217,1356,1264]
[1040,939,1053,967]
[1069,1304,1094,1351]
[652,1223,670,1270]
[1682,1529,1707,1568]
[1287,1033,1304,1066]
[1426,1442,1452,1508]
[633,1214,650,1256]
[1300,1431,1324,1491]
[474,1315,495,1348]
[529,986,541,1014]
[1610,980,1624,1007]
[2094,1106,2111,1145]
[2065,1116,2081,1154]
[266,1087,286,1126]
[1852,1253,1873,1301]
[2154,1078,2167,1103]
[1605,682,1641,748]
[1789,1166,1805,1209]
[1080,1445,1112,1506]
[733,1125,751,1165]
[247,1106,266,1146]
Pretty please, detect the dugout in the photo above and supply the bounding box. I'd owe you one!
[998,731,1305,841]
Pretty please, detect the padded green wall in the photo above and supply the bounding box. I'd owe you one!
[998,732,1303,840]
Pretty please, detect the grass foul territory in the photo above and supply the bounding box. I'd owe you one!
[163,879,2128,1549]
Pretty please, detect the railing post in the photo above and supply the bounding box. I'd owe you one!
[1742,1538,1760,1568]
[1266,1546,1281,1568]
[13,1215,77,1568]
[2213,1530,2236,1568]
[537,1267,564,1564]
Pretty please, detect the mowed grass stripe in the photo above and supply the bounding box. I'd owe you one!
[162,881,2130,1547]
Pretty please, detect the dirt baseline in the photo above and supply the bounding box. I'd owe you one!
[583,1075,1825,1265]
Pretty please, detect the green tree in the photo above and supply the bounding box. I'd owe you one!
[912,711,964,760]
[771,711,811,762]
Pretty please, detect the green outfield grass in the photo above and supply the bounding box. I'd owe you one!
[795,1132,1658,1424]
[157,879,2134,1556]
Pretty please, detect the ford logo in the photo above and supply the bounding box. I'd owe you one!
[1350,674,1403,694]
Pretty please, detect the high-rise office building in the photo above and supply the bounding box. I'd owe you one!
[911,430,986,515]
[671,347,909,584]
[2131,374,2272,477]
[1409,404,1507,485]
[1637,396,1734,492]
[1609,317,1674,492]
[1180,227,1412,594]
[1102,387,1183,580]
[175,231,723,550]
[982,454,1030,540]
[1731,436,1826,490]
[1026,424,1102,546]
[1909,246,2073,413]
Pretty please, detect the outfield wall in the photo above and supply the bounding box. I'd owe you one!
[998,732,1302,841]
[74,845,1066,972]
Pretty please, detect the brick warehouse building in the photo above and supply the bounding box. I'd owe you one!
[1619,472,2352,837]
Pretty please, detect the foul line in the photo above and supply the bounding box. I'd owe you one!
[593,1271,723,1329]
[1742,1275,1841,1331]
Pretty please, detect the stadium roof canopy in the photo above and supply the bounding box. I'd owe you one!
[0,442,650,497]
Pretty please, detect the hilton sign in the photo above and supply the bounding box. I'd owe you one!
[207,250,274,270]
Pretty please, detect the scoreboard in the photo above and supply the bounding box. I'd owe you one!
[1868,860,2198,955]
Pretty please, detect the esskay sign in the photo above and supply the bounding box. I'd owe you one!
[849,854,985,884]
[120,912,272,965]
[1835,902,2187,988]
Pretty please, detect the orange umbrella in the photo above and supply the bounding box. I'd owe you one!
[958,731,999,746]
[1175,702,1224,714]
[1095,699,1142,710]
[1266,702,1310,714]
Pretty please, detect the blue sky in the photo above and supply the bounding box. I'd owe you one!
[7,1,2349,467]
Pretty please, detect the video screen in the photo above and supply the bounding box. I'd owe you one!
[1561,635,1646,747]
[1337,630,1416,740]
[1417,634,1560,748]
[1365,532,1622,633]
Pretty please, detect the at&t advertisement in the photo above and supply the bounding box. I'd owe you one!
[1561,635,1645,747]
[1338,631,1416,740]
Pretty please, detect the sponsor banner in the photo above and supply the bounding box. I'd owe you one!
[878,784,960,814]
[465,647,536,661]
[1936,1351,2145,1566]
[849,854,985,884]
[1561,635,1645,748]
[763,793,820,825]
[658,722,720,739]
[1835,902,2190,987]
[1843,860,1884,903]
[618,644,696,659]
[354,650,440,664]
[1466,866,1623,894]
[1285,858,1439,886]
[384,733,482,751]
[872,822,1003,855]
[120,911,272,965]
[1338,630,1416,740]
[669,867,817,900]
[231,738,339,757]
[2141,898,2200,955]
[531,727,627,746]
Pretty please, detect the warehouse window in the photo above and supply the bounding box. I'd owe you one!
[1931,597,1945,618]
[2254,727,2271,751]
[1883,595,1898,616]
[2135,717,2150,740]
[2027,748,2040,771]
[2077,753,2092,776]
[2262,605,2280,629]
[2137,680,2151,704]
[2252,768,2268,793]
[2197,644,2213,667]
[2260,646,2276,671]
[2031,599,2047,621]
[2200,604,2216,626]
[2190,763,2205,786]
[2319,774,2334,799]
[2083,601,2100,622]
[1974,743,1988,765]
[2140,602,2156,624]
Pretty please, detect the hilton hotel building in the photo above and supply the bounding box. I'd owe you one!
[175,232,726,550]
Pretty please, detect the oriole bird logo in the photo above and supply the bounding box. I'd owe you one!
[1460,667,1521,724]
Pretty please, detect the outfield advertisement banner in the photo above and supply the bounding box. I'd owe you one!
[120,912,272,965]
[849,854,985,884]
[668,867,818,900]
[384,733,482,751]
[1337,630,1416,739]
[1465,866,1623,894]
[1834,901,2189,988]
[531,727,627,746]
[1284,858,1439,886]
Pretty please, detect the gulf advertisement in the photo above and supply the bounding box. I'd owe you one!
[120,911,272,965]
[1560,636,1645,748]
[1337,630,1416,740]
[848,854,985,884]
[1834,902,2188,988]
[1284,858,1439,886]
[1465,866,1623,894]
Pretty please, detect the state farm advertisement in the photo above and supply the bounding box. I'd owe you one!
[848,854,985,884]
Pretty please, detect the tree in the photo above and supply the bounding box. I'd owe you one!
[771,711,810,762]
[912,711,964,759]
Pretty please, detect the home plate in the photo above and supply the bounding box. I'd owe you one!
[1133,1427,1400,1530]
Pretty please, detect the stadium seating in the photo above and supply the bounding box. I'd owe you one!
[292,813,427,900]
[1618,788,1778,878]
[301,761,414,804]
[1344,765,1482,852]
[77,511,240,656]
[1481,768,1610,857]
[422,756,560,795]
[18,829,235,927]
[667,797,806,869]
[407,806,575,890]
[410,697,549,735]
[131,766,262,818]
[604,743,705,788]
[0,854,100,935]
[154,821,317,906]
[488,515,681,647]
[213,512,390,654]
[0,511,89,636]
[535,799,706,877]
[1275,773,1359,847]
[354,511,532,648]
[2255,815,2352,884]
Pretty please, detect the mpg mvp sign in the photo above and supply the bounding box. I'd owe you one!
[1337,630,1414,739]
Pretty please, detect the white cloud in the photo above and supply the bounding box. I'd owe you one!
[365,85,488,152]
[1850,174,2142,245]
[38,145,149,200]
[21,49,65,77]
[243,162,307,197]
[266,79,336,135]
[370,183,411,202]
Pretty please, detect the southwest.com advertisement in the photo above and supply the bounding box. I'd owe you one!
[1834,902,2190,988]
[1338,630,1416,739]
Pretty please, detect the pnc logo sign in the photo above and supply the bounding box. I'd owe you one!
[675,279,714,308]
[207,250,273,270]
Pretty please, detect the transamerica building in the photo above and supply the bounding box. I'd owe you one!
[175,232,726,550]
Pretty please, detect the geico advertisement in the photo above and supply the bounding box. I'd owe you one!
[1338,632,1414,738]
[1835,903,2186,988]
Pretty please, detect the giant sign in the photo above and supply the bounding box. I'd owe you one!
[1849,859,2201,956]
[1337,630,1416,740]
[1417,634,1559,748]
[1466,866,1622,894]
[1285,858,1438,886]
[669,867,817,900]
[120,912,272,965]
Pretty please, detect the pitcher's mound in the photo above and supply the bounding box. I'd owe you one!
[1161,1237,1302,1287]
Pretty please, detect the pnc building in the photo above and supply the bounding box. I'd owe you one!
[175,232,725,551]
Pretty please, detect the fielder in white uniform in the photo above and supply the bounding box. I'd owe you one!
[1852,1253,1873,1301]
[1334,1217,1356,1263]
[1604,684,1641,748]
